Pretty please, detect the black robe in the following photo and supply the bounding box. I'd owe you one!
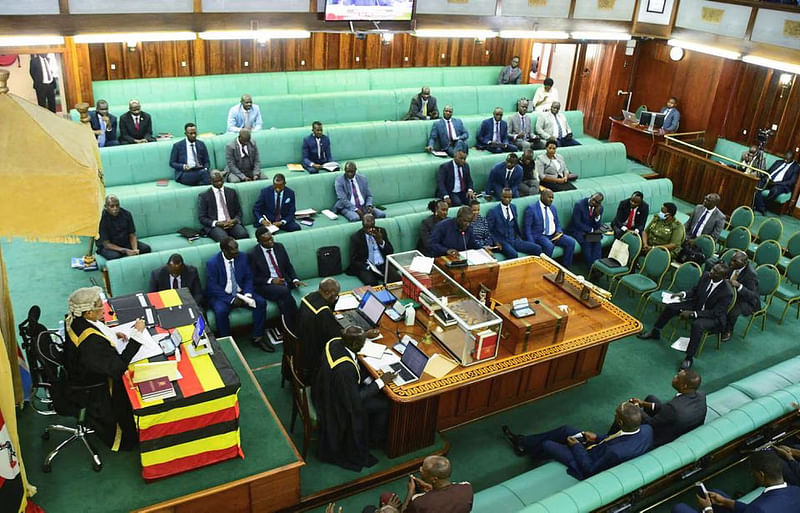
[295,291,341,382]
[311,338,379,471]
[65,316,141,451]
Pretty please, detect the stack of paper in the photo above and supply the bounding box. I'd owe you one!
[334,294,360,311]
[409,256,434,274]
[670,337,690,352]
[423,353,458,379]
[459,249,496,265]
[113,321,163,363]
[132,360,180,384]
[358,340,386,358]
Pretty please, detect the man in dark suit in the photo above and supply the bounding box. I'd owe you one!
[436,151,475,207]
[523,189,576,268]
[487,188,542,259]
[565,193,605,267]
[347,214,398,286]
[639,263,734,370]
[119,99,156,144]
[429,206,481,257]
[148,253,203,307]
[205,237,269,349]
[754,150,800,213]
[296,278,342,382]
[89,100,118,147]
[476,108,518,153]
[29,53,56,112]
[170,122,211,186]
[659,96,680,133]
[198,170,248,242]
[685,193,725,242]
[611,191,649,240]
[403,87,439,120]
[722,250,760,342]
[625,370,706,447]
[501,402,653,480]
[249,227,305,342]
[671,450,800,513]
[301,121,335,174]
[485,153,522,199]
[252,174,301,232]
[224,128,261,182]
[425,105,469,158]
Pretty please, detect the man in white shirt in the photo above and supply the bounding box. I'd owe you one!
[531,78,560,113]
[227,94,263,133]
[535,102,580,147]
[29,53,57,112]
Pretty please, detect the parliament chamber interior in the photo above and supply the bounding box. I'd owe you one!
[3,1,800,512]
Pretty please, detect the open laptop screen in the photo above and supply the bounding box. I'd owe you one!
[359,291,386,326]
[401,342,429,377]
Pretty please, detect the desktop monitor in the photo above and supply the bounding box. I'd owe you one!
[324,0,415,21]
[192,316,206,348]
[638,111,665,131]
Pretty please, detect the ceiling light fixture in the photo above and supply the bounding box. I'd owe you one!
[667,39,740,60]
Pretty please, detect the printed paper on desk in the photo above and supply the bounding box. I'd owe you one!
[661,292,682,304]
[431,151,449,158]
[423,353,458,379]
[358,340,386,358]
[459,249,496,265]
[363,350,400,369]
[335,294,359,311]
[409,256,434,274]
[113,321,163,363]
[671,337,690,352]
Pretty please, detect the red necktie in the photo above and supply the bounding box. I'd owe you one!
[172,277,178,289]
[458,166,464,189]
[268,249,283,279]
[274,191,282,222]
[626,208,636,229]
[351,180,362,209]
[134,116,140,130]
[589,206,595,218]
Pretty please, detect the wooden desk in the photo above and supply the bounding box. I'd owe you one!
[434,255,499,298]
[368,257,641,457]
[608,118,663,165]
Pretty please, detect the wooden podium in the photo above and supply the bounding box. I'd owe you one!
[608,118,664,164]
[434,255,499,298]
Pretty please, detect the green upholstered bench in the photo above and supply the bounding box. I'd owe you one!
[712,138,780,171]
[472,356,800,513]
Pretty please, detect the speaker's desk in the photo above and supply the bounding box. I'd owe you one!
[366,256,642,457]
[608,118,664,164]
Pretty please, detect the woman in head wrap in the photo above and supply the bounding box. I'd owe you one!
[64,286,145,451]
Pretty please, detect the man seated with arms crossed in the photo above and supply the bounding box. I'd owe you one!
[347,213,399,286]
[638,263,733,371]
[425,105,469,158]
[523,188,576,268]
[624,370,706,448]
[401,456,473,513]
[429,206,482,258]
[334,162,386,222]
[89,99,118,147]
[685,193,725,243]
[312,326,395,471]
[535,102,580,147]
[508,98,539,152]
[224,128,261,182]
[501,401,653,480]
[611,191,649,240]
[296,278,342,383]
[149,253,203,307]
[436,150,474,207]
[206,237,269,350]
[531,77,560,113]
[227,94,262,133]
[487,188,542,259]
[404,87,439,121]
[253,174,301,233]
[476,107,518,153]
[97,195,151,260]
[485,153,522,200]
[753,150,800,214]
[119,99,156,144]
[302,121,336,174]
[722,250,760,342]
[198,170,248,242]
[249,227,305,345]
[671,450,800,513]
[170,122,211,186]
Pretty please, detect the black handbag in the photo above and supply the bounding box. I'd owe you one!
[317,246,342,277]
[677,241,705,265]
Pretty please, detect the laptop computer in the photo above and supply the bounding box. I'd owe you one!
[389,341,429,385]
[337,290,386,331]
[621,110,638,124]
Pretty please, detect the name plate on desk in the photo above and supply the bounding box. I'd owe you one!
[496,298,569,354]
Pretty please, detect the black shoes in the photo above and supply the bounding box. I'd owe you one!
[252,336,276,353]
[501,425,525,456]
[637,329,661,340]
[721,331,732,342]
[680,358,693,370]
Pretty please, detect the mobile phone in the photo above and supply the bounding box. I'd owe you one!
[695,482,708,500]
[571,432,584,441]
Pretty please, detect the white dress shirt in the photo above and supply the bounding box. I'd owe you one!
[771,161,793,182]
[261,247,281,280]
[185,140,198,168]
[692,207,716,236]
[214,187,229,223]
[452,161,463,194]
[503,204,514,222]
[223,256,240,295]
[539,202,556,236]
[349,178,365,207]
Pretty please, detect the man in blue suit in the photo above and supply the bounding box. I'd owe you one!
[487,188,542,259]
[660,96,680,133]
[566,193,605,267]
[302,121,336,174]
[169,122,211,186]
[205,237,269,350]
[334,162,386,222]
[753,150,799,213]
[523,188,576,268]
[429,206,481,257]
[436,150,475,206]
[486,153,522,200]
[671,450,800,512]
[252,174,301,232]
[426,105,469,158]
[502,402,653,480]
[476,107,518,153]
[89,100,118,147]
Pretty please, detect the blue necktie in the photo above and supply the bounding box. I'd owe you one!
[554,114,564,139]
[98,117,106,147]
[692,210,709,237]
[543,206,550,235]
[229,260,239,294]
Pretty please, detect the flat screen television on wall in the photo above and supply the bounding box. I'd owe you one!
[324,0,415,21]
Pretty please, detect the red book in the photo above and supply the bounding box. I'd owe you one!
[155,179,169,187]
[138,377,175,401]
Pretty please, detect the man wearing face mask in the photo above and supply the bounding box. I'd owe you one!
[638,263,733,370]
[642,202,685,259]
[722,251,760,342]
[119,99,156,144]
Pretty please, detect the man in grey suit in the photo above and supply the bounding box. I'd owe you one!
[535,102,580,147]
[508,98,541,152]
[334,162,386,222]
[403,87,439,121]
[685,193,725,242]
[224,129,261,182]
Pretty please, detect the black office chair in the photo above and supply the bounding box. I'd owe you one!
[17,306,56,415]
[280,314,298,389]
[37,329,105,472]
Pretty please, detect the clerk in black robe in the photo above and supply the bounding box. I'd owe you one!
[295,278,342,382]
[64,287,145,451]
[311,326,395,471]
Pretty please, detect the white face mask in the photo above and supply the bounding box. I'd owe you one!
[658,212,667,220]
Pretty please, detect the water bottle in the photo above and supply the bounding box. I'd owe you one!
[404,304,416,326]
